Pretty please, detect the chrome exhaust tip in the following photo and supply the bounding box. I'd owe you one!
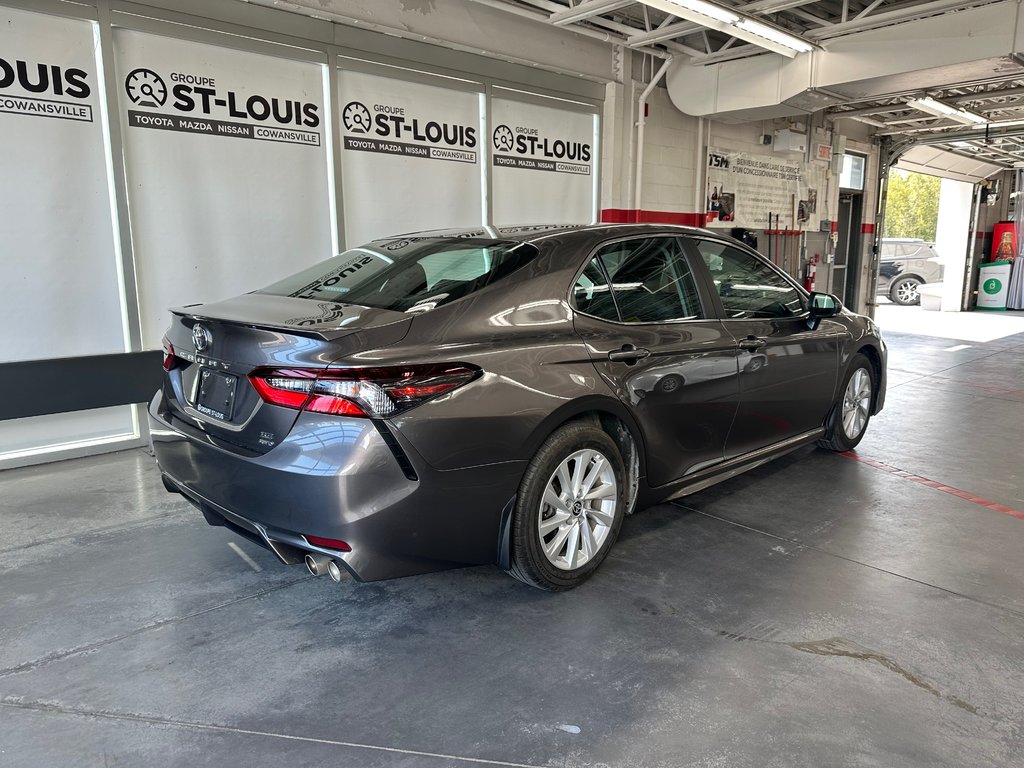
[304,553,331,577]
[327,560,343,583]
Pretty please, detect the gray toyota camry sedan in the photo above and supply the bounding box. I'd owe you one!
[151,224,886,590]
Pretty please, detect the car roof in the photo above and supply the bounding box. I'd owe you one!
[375,223,718,245]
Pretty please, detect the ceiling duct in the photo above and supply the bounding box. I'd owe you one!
[665,0,1024,121]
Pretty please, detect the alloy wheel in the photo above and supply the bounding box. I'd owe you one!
[894,280,920,304]
[841,368,872,440]
[538,449,618,571]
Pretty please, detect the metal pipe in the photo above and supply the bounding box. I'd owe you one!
[304,553,332,577]
[634,56,674,212]
[693,116,705,224]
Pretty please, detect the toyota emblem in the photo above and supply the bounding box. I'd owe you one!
[192,323,212,352]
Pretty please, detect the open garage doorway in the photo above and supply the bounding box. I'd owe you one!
[876,158,1024,341]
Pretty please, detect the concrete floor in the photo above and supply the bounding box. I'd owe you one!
[2,324,1023,767]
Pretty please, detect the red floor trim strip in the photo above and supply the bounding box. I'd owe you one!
[840,452,1024,521]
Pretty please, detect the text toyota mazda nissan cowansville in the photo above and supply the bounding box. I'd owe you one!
[151,224,886,590]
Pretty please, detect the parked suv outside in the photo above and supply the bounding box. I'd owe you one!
[876,238,944,305]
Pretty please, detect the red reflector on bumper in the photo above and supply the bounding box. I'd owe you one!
[304,535,352,552]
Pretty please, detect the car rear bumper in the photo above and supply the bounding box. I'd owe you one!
[149,392,524,581]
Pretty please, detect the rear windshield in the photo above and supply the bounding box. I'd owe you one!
[259,237,539,313]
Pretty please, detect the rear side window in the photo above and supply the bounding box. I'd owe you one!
[573,237,704,323]
[572,259,619,321]
[694,240,805,319]
[259,238,538,313]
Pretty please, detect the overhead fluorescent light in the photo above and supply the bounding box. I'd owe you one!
[971,118,1024,130]
[840,115,887,128]
[665,0,739,24]
[634,0,815,57]
[734,18,814,53]
[907,97,987,125]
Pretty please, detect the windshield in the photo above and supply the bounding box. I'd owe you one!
[259,237,539,313]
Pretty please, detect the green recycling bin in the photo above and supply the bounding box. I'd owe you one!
[977,260,1012,310]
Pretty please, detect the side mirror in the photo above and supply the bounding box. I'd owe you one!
[807,292,840,330]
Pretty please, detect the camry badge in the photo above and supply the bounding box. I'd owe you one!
[192,323,212,352]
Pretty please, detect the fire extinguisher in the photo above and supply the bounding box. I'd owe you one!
[804,254,819,292]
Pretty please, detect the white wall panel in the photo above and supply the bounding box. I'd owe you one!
[0,406,136,464]
[0,7,126,363]
[491,97,597,225]
[113,30,334,349]
[0,6,136,461]
[337,69,484,245]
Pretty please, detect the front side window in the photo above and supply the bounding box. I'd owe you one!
[694,240,805,319]
[573,237,703,323]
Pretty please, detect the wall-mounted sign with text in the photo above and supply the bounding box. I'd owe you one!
[340,96,477,164]
[0,55,93,122]
[0,9,98,127]
[706,146,826,231]
[491,96,597,225]
[490,122,591,175]
[114,30,334,348]
[1,6,128,368]
[120,62,322,147]
[337,69,484,245]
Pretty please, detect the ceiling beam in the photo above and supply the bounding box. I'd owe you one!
[830,103,912,118]
[549,0,634,26]
[948,85,1024,104]
[809,0,998,41]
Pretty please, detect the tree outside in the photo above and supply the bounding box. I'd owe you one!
[884,169,941,241]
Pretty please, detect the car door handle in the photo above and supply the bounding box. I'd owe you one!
[738,336,767,351]
[607,345,651,363]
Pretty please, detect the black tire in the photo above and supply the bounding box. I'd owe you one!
[818,353,875,452]
[507,421,626,591]
[889,276,922,305]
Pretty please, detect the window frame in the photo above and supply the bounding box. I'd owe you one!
[568,233,715,325]
[683,235,813,323]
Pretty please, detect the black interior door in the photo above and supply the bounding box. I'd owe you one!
[835,193,863,308]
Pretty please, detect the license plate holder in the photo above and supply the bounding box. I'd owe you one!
[196,369,238,421]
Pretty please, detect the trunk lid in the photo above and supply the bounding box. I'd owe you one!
[161,293,412,454]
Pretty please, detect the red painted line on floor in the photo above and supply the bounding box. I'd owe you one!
[840,452,1024,521]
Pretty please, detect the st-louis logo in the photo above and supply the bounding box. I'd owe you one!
[492,124,514,152]
[342,101,372,133]
[124,68,168,108]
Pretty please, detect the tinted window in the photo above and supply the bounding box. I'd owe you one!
[574,237,702,323]
[694,240,805,319]
[260,238,538,313]
[572,259,619,321]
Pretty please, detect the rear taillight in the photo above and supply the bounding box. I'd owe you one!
[249,364,480,418]
[161,336,176,371]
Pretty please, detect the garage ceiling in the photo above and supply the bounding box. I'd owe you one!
[485,0,1024,170]
[246,0,1024,171]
